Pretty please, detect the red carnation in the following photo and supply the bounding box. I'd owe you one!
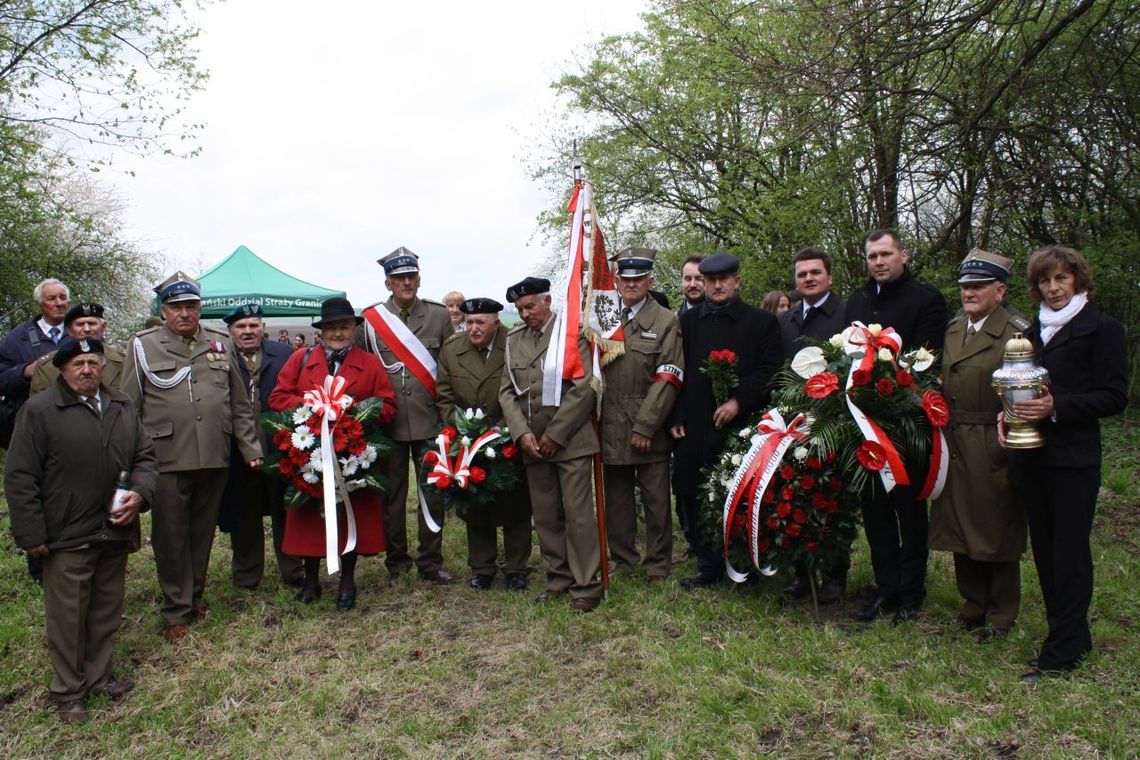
[786,523,802,539]
[799,474,816,490]
[805,542,819,553]
[502,443,518,459]
[876,378,895,396]
[776,502,791,518]
[922,391,951,427]
[826,498,839,513]
[829,479,843,492]
[806,456,822,471]
[709,349,738,364]
[441,426,459,442]
[825,451,837,463]
[469,466,486,484]
[761,486,777,504]
[423,450,439,465]
[781,485,795,501]
[766,515,780,530]
[434,475,451,490]
[730,511,749,539]
[793,508,807,524]
[895,369,914,388]
[856,440,888,471]
[805,372,840,399]
[852,368,872,386]
[780,464,796,480]
[811,492,827,510]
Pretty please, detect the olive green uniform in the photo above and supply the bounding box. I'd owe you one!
[362,296,453,577]
[600,298,683,576]
[121,324,262,626]
[498,317,601,601]
[437,325,532,577]
[30,343,126,395]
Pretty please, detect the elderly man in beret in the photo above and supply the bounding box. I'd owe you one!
[436,297,533,591]
[121,272,263,642]
[499,277,602,611]
[601,249,684,581]
[361,247,455,585]
[668,252,783,588]
[5,336,158,723]
[30,302,126,395]
[930,250,1029,639]
[217,303,303,590]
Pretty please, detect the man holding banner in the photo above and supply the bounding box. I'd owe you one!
[362,248,455,585]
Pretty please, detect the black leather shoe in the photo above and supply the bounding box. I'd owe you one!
[977,626,1011,642]
[468,574,494,590]
[956,614,984,631]
[506,573,527,592]
[682,571,722,589]
[295,580,321,604]
[335,591,356,612]
[782,575,811,599]
[1027,658,1039,669]
[419,569,454,585]
[853,595,899,622]
[817,578,845,605]
[1019,667,1044,684]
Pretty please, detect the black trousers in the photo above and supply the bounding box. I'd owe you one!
[1015,461,1098,670]
[861,480,928,609]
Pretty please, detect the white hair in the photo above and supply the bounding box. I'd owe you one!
[33,278,69,304]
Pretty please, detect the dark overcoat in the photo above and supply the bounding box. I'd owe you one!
[846,269,948,352]
[778,292,847,360]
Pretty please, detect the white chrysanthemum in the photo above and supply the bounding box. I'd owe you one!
[483,447,496,460]
[360,446,377,464]
[721,476,734,487]
[867,323,883,337]
[339,456,360,476]
[790,346,827,379]
[474,408,485,420]
[460,436,472,447]
[829,334,844,348]
[301,469,320,484]
[308,450,323,470]
[878,347,894,362]
[292,407,313,424]
[911,347,935,372]
[730,454,742,466]
[291,429,315,450]
[794,446,809,461]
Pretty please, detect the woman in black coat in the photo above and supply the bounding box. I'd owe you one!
[1004,245,1128,683]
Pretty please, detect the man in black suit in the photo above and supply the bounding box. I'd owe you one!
[218,304,303,589]
[678,255,705,314]
[846,230,947,622]
[669,252,784,588]
[778,248,850,603]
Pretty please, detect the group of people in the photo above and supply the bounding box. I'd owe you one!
[1,231,1128,723]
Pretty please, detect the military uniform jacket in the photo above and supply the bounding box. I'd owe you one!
[122,324,262,472]
[600,298,683,464]
[498,317,599,463]
[362,296,453,442]
[30,343,127,396]
[929,306,1028,561]
[846,268,948,352]
[778,293,847,360]
[5,379,158,552]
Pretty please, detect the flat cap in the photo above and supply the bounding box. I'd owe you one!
[505,277,551,304]
[378,246,420,276]
[223,303,264,324]
[154,271,201,304]
[64,302,105,326]
[698,252,740,276]
[459,298,503,315]
[53,336,104,368]
[958,249,1013,283]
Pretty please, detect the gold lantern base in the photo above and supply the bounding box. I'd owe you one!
[1003,415,1046,449]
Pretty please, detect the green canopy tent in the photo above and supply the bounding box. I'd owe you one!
[193,245,346,319]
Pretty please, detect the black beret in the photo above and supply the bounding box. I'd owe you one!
[698,252,740,276]
[459,298,503,315]
[505,277,551,304]
[53,336,104,367]
[63,302,105,326]
[223,303,264,324]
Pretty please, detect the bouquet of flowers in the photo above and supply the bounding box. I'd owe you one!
[420,408,523,519]
[261,385,393,510]
[701,348,739,404]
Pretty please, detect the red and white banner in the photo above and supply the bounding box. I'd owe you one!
[303,375,357,575]
[841,322,909,492]
[363,305,438,398]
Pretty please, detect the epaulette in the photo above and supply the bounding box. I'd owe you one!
[421,298,448,310]
[202,324,229,338]
[34,352,55,368]
[444,330,465,345]
[134,325,162,337]
[507,323,528,336]
[1008,313,1031,332]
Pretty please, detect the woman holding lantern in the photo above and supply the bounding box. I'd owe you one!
[1002,245,1127,683]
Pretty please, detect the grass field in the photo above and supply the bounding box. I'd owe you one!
[2,419,1138,758]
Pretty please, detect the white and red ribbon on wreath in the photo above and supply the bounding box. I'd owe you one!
[420,427,505,533]
[722,409,809,582]
[303,375,357,575]
[841,322,909,492]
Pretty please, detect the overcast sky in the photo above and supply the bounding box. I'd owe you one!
[105,0,647,311]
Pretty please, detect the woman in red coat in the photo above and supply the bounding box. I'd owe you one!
[269,297,397,611]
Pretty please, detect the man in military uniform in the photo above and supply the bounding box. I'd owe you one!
[600,249,683,580]
[30,302,126,395]
[499,277,602,612]
[361,247,454,584]
[121,272,263,642]
[777,248,851,604]
[846,229,948,622]
[5,336,157,723]
[931,250,1029,639]
[436,297,532,591]
[217,303,302,590]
